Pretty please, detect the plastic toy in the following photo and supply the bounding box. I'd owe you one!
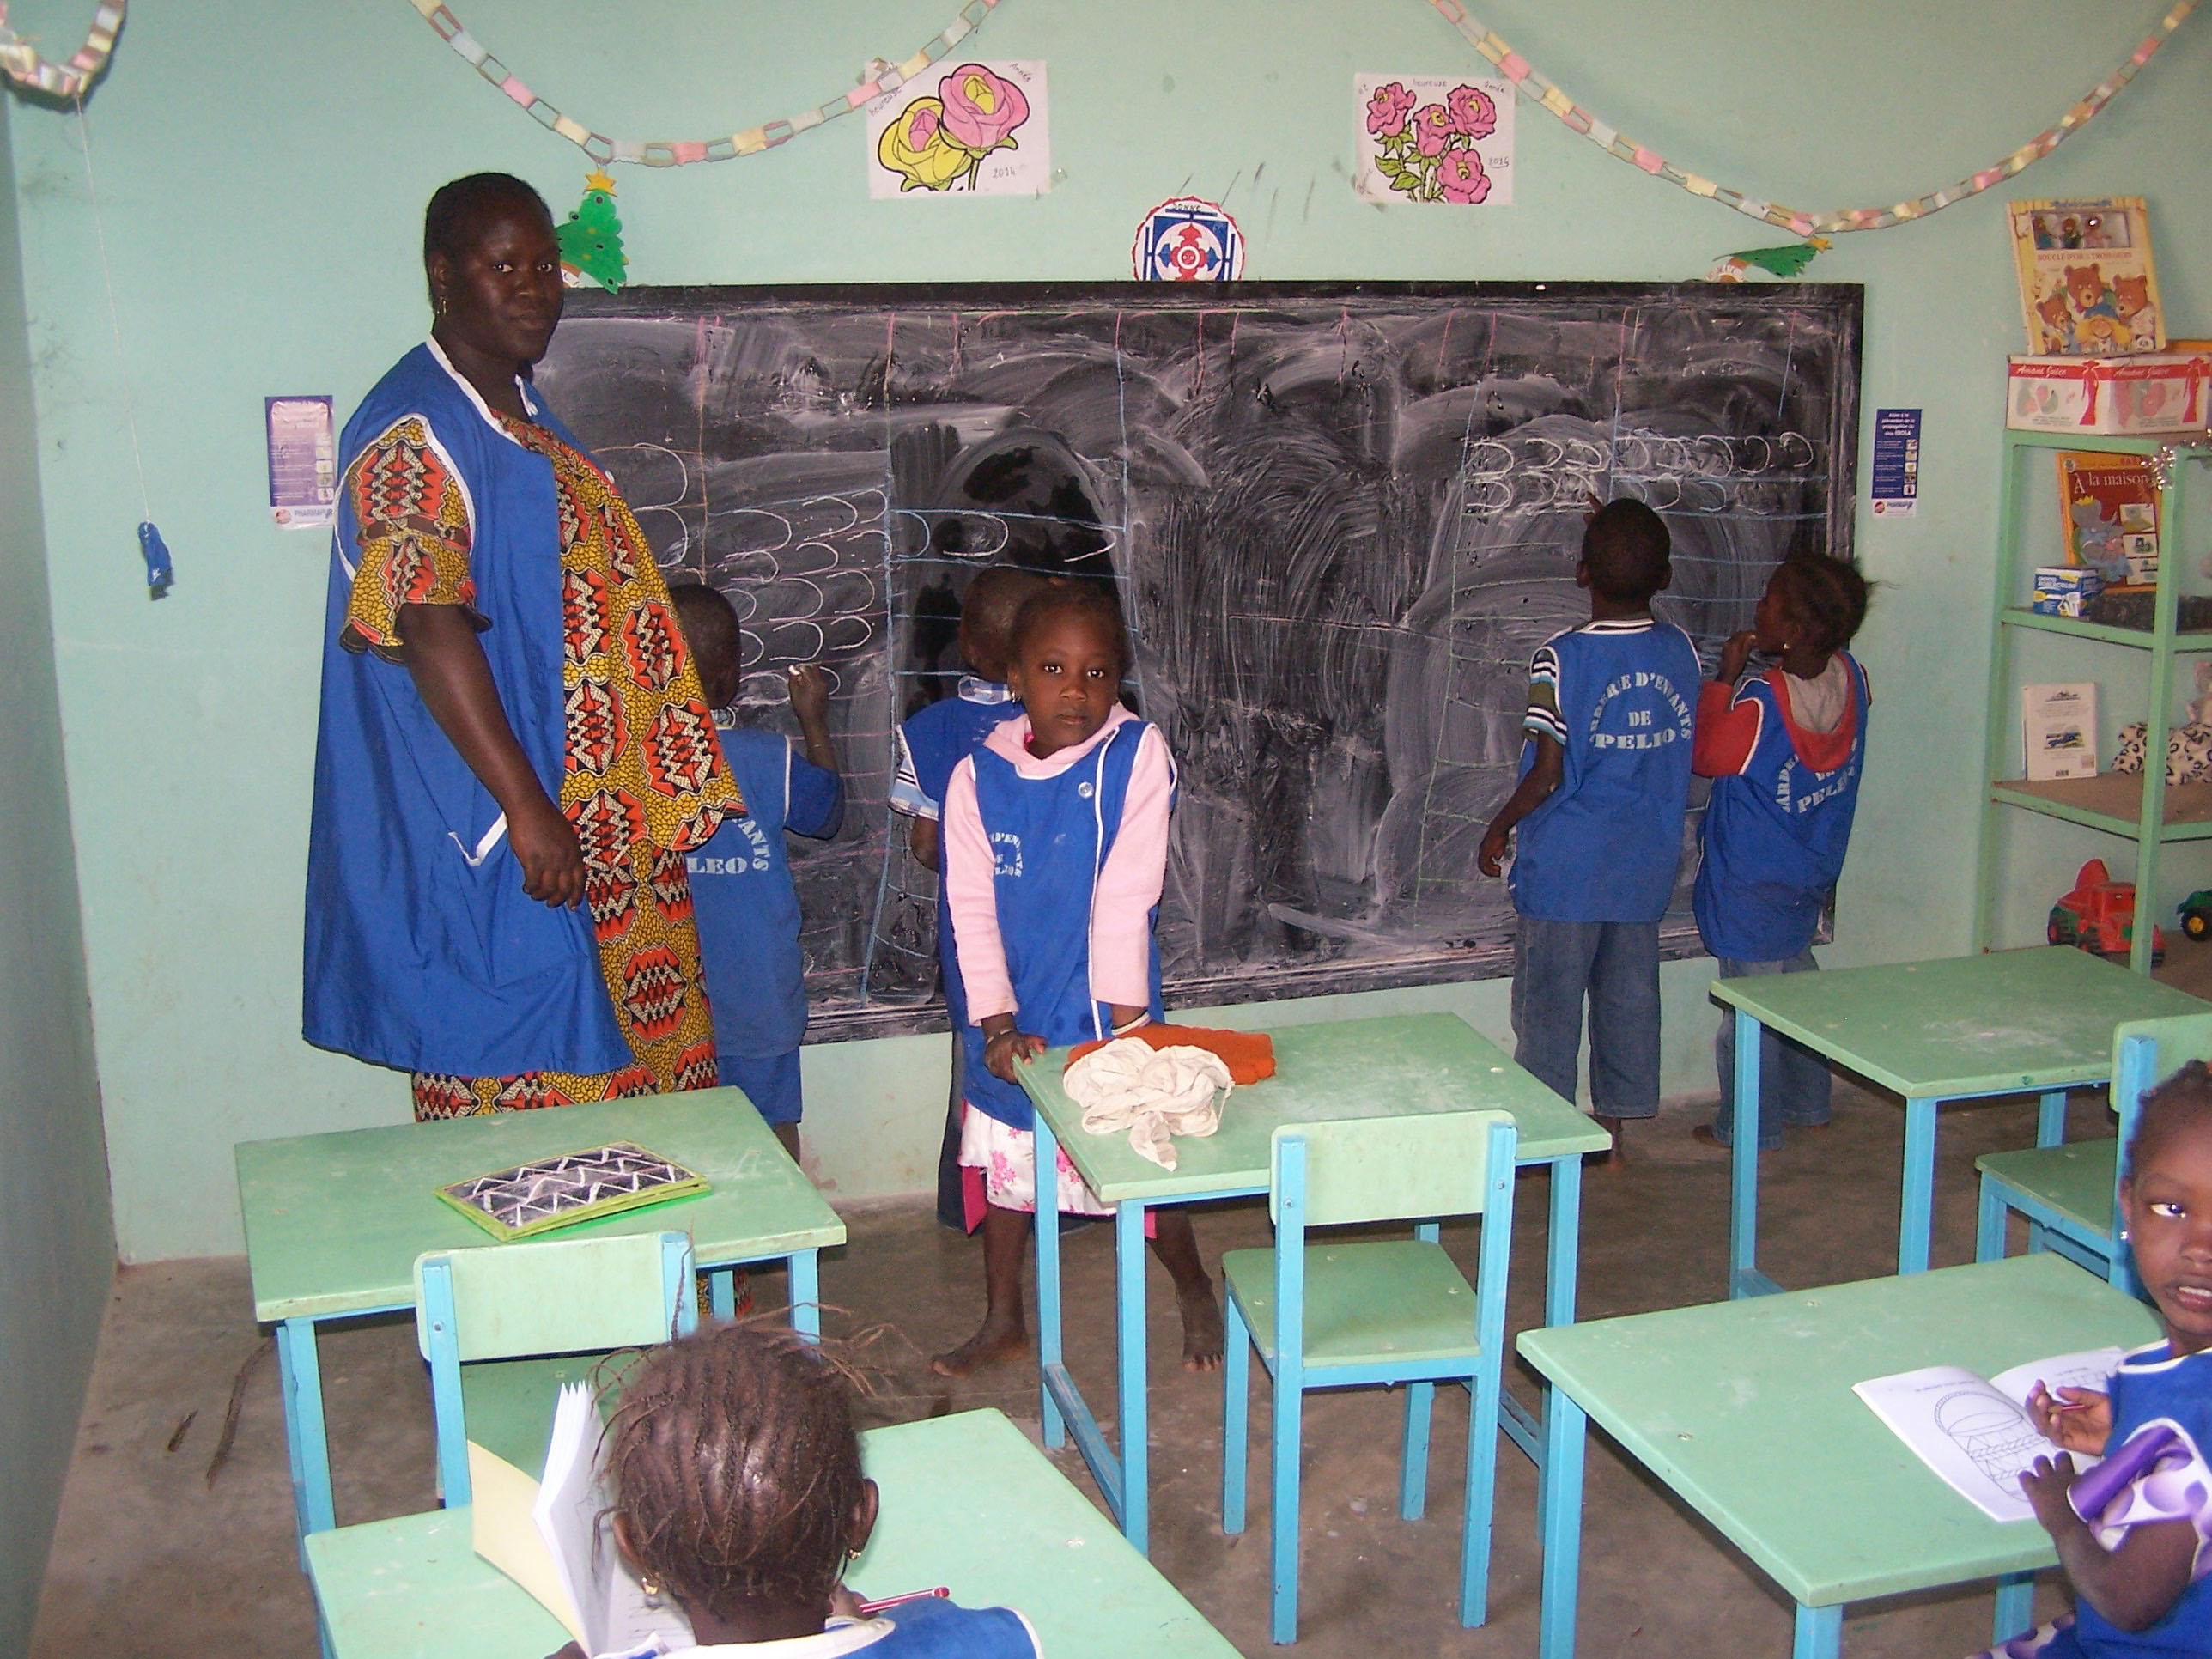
[2048,859,2166,962]
[2181,890,2212,942]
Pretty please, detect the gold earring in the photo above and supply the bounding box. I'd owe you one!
[639,1573,661,1595]
[848,1547,863,1561]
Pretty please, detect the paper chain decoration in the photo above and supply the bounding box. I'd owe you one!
[1426,0,2197,236]
[0,0,125,100]
[407,0,1002,167]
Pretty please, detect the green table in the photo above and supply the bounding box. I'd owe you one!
[1712,947,2204,1296]
[237,1088,844,1546]
[1018,1012,1611,1554]
[1518,1252,2160,1659]
[304,1407,1239,1658]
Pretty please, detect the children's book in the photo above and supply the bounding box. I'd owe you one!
[470,1382,695,1657]
[1854,1345,2124,1522]
[434,1142,708,1241]
[2057,451,2160,586]
[2008,197,2165,356]
[2021,683,2098,782]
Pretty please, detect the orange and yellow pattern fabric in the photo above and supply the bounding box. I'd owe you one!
[347,413,743,1121]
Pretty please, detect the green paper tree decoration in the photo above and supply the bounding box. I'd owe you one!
[558,169,628,294]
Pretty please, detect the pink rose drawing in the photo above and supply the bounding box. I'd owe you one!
[1412,102,1455,157]
[1365,80,1417,138]
[1437,145,1492,204]
[1447,83,1497,138]
[938,62,1029,152]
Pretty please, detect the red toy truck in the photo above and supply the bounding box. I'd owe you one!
[2048,858,2166,963]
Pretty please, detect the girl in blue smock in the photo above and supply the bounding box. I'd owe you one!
[1975,1060,2212,1658]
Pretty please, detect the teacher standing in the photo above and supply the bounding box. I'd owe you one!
[305,173,742,1118]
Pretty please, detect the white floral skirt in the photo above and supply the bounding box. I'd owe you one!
[957,1103,1115,1218]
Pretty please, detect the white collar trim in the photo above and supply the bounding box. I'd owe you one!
[426,336,534,446]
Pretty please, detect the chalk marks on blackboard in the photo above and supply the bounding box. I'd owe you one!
[540,284,1861,1032]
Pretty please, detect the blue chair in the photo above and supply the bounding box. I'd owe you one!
[415,1229,696,1508]
[1221,1110,1517,1644]
[1975,1009,2212,1294]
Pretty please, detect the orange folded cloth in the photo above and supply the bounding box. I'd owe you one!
[1066,1024,1276,1085]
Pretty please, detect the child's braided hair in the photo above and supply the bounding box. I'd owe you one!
[1776,553,1872,657]
[2130,1058,2212,1181]
[605,1322,866,1620]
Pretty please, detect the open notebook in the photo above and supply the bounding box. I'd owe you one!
[1854,1344,2125,1522]
[470,1382,693,1657]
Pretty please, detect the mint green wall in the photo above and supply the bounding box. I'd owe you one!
[0,94,117,1650]
[6,0,2208,1258]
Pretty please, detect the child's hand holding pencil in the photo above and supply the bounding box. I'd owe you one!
[2026,1379,2112,1456]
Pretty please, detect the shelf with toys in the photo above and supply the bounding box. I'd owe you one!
[1975,427,2212,973]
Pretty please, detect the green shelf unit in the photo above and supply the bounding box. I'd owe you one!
[1975,428,2212,974]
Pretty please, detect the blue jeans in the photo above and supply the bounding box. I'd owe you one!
[1711,950,1832,1149]
[1511,916,1661,1118]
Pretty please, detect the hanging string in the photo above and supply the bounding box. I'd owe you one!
[404,0,1005,167]
[0,0,125,99]
[1424,0,2197,236]
[71,94,168,593]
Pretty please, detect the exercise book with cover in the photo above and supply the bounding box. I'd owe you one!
[434,1142,709,1241]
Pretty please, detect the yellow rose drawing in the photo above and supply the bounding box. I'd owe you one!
[877,97,974,192]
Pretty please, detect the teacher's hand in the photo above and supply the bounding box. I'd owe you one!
[511,794,586,908]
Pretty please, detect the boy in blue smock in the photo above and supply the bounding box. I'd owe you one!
[670,585,843,1163]
[887,566,1048,1227]
[1478,500,1700,1157]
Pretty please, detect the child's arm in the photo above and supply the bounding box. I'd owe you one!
[1090,725,1172,1026]
[1692,631,1762,779]
[2021,1454,2198,1632]
[887,724,941,870]
[1478,735,1562,877]
[940,760,1036,1079]
[783,665,845,840]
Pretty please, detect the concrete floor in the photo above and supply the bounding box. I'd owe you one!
[30,1068,2129,1659]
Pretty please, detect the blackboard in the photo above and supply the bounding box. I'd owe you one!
[534,282,1863,1039]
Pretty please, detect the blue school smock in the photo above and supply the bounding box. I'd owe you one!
[302,342,629,1078]
[1692,655,1869,963]
[687,725,842,1061]
[894,679,1022,1028]
[956,718,1168,1131]
[1510,619,1701,925]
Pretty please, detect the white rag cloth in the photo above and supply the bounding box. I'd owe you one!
[1063,1037,1233,1170]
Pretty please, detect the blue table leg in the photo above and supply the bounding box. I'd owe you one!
[1117,1197,1151,1557]
[1033,1111,1066,1450]
[1976,1173,2009,1263]
[788,1250,820,1340]
[276,1316,335,1553]
[1731,1016,1779,1297]
[1536,1389,1585,1659]
[1993,1571,2036,1643]
[1793,1601,1843,1659]
[2037,1090,2069,1147]
[709,1267,737,1322]
[1899,1097,1938,1274]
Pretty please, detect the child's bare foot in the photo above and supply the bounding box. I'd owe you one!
[929,1311,1028,1377]
[1178,1279,1225,1370]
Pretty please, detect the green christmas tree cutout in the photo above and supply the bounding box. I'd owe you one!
[558,170,628,293]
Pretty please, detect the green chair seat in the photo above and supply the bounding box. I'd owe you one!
[1223,1240,1481,1368]
[1976,1139,2118,1239]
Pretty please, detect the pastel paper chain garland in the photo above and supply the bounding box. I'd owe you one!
[1425,0,2197,235]
[406,0,1002,167]
[0,0,125,100]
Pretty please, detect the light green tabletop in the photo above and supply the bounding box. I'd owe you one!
[1516,1252,2160,1607]
[1711,947,2207,1099]
[305,1408,1239,1658]
[1018,1012,1609,1203]
[237,1089,844,1323]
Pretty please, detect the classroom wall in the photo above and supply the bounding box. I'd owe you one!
[0,95,118,1652]
[4,0,2207,1259]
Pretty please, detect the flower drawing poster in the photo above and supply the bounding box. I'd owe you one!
[1354,74,1514,207]
[868,61,1050,199]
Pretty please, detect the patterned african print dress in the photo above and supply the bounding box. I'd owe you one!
[338,406,741,1120]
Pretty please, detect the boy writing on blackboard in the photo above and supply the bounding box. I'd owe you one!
[670,584,844,1165]
[1477,501,1699,1159]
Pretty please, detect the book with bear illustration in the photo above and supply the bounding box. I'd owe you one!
[2009,197,2165,356]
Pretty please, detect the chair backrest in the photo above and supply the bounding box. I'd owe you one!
[414,1230,696,1363]
[1268,1111,1519,1229]
[414,1230,696,1508]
